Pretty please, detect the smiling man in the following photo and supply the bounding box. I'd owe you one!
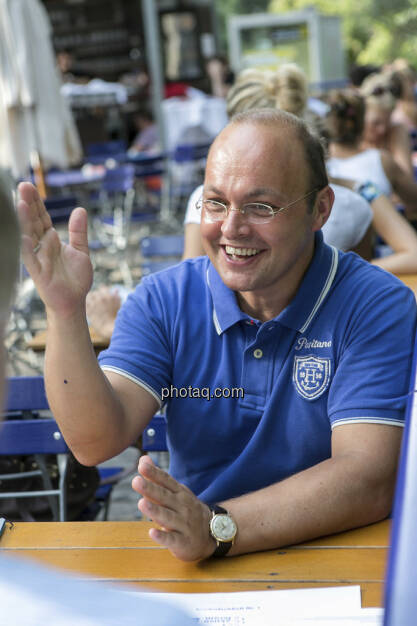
[17,109,416,562]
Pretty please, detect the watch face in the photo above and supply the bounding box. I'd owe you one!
[210,514,237,542]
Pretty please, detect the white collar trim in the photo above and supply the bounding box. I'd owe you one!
[299,245,338,334]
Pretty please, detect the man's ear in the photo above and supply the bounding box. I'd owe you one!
[312,185,334,232]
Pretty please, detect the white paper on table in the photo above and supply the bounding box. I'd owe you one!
[289,607,383,625]
[130,585,362,625]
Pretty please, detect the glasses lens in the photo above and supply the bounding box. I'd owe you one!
[203,200,226,221]
[244,203,274,224]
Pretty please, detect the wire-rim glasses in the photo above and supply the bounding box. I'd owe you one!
[197,188,321,225]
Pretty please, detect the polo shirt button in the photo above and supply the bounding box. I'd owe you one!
[253,348,263,359]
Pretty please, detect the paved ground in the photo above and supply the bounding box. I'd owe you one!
[99,447,142,521]
[99,449,170,521]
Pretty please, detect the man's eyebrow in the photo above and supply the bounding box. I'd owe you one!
[245,187,283,201]
[203,185,223,196]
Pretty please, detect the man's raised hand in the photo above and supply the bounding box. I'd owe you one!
[17,182,93,317]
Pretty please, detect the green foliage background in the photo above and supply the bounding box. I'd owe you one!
[216,0,417,69]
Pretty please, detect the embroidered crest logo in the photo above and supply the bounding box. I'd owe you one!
[293,355,331,400]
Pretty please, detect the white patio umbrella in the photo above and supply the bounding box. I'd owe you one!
[0,0,82,179]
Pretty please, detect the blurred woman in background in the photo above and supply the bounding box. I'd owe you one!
[360,71,414,178]
[326,87,417,221]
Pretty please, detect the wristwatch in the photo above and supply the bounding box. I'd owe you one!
[354,181,382,204]
[208,504,237,557]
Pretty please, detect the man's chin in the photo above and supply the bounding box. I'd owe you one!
[217,269,258,294]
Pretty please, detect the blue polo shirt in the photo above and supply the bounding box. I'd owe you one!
[99,232,417,503]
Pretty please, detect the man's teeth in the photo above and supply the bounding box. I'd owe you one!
[225,246,260,257]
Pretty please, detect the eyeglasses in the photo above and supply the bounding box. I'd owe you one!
[197,188,320,225]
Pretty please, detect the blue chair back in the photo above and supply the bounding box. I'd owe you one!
[6,376,48,413]
[128,152,166,178]
[172,142,211,163]
[86,140,127,164]
[44,195,79,224]
[140,235,184,258]
[0,419,68,455]
[102,165,135,193]
[142,414,167,451]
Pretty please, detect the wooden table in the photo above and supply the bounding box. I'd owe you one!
[396,273,417,298]
[27,327,109,352]
[0,520,390,608]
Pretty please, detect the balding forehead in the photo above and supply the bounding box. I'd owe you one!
[208,120,307,174]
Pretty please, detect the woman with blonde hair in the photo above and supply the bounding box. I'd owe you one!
[225,64,308,119]
[360,71,414,178]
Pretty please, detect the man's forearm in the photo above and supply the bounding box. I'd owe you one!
[222,453,395,556]
[44,309,129,465]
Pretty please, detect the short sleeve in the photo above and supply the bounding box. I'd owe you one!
[322,185,373,251]
[328,281,416,428]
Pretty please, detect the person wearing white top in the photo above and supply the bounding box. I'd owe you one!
[324,87,417,220]
[327,149,392,197]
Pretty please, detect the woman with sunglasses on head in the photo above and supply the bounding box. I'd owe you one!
[359,71,414,179]
[326,87,417,222]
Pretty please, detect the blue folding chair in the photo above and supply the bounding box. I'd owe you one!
[0,376,69,521]
[142,414,167,452]
[0,377,126,521]
[140,414,168,478]
[86,140,127,165]
[94,164,137,265]
[44,195,79,225]
[169,141,212,213]
[140,235,184,276]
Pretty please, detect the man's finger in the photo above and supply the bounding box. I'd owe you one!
[148,525,210,562]
[132,475,178,511]
[17,182,52,228]
[68,207,89,256]
[148,527,180,550]
[138,496,180,532]
[17,186,50,242]
[138,455,184,494]
[20,234,42,276]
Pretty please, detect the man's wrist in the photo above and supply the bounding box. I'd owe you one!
[203,503,218,558]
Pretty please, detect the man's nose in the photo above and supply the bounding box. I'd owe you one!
[220,208,251,238]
